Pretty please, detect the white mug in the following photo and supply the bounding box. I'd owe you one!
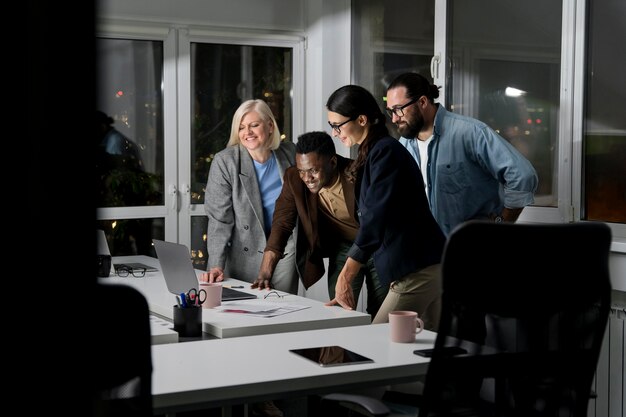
[389,310,424,343]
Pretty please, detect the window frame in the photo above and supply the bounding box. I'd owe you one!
[572,0,626,246]
[96,20,306,252]
[177,27,305,246]
[434,0,625,244]
[95,21,178,242]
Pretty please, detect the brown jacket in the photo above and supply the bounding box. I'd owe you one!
[266,155,356,289]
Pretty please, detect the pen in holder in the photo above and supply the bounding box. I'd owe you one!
[173,305,202,337]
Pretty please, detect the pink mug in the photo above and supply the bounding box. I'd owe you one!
[199,282,222,309]
[389,310,424,343]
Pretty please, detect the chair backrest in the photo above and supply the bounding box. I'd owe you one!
[92,283,153,417]
[419,221,612,417]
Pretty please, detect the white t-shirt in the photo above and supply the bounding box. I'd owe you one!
[417,135,434,197]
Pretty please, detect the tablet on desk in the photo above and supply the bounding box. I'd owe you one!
[290,345,374,367]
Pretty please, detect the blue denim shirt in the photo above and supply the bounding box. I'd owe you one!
[399,105,538,236]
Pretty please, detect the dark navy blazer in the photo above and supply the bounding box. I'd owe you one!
[347,136,445,286]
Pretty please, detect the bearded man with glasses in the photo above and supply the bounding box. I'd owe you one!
[386,72,538,236]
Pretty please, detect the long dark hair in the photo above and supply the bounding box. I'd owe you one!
[326,85,389,181]
[387,72,441,104]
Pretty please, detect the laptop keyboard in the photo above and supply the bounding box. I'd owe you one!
[221,287,258,301]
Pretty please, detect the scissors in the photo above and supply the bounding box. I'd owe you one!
[186,287,207,306]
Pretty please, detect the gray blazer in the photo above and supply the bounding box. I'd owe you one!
[205,142,298,293]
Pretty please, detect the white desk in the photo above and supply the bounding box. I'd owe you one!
[151,323,435,414]
[149,315,179,344]
[105,255,371,338]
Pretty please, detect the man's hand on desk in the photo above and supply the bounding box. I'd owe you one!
[201,267,224,283]
[252,250,281,290]
[251,272,274,290]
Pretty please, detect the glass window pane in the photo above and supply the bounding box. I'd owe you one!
[475,59,559,205]
[583,0,626,224]
[97,218,164,257]
[190,42,293,269]
[447,0,562,207]
[190,43,293,205]
[191,216,208,270]
[352,0,434,140]
[375,52,433,138]
[96,38,165,208]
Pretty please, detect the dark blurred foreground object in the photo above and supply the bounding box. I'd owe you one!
[322,221,612,417]
[93,283,152,417]
[96,255,112,277]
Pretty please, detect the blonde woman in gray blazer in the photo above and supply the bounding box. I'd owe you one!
[203,99,299,294]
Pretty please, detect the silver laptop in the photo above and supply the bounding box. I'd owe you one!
[152,239,257,301]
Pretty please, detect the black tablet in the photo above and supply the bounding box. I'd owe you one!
[290,345,374,367]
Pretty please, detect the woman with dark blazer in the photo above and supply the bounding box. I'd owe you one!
[203,99,298,294]
[325,85,446,329]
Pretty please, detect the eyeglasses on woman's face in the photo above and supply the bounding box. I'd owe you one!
[328,116,357,134]
[385,98,418,118]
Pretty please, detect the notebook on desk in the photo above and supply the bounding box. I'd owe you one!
[113,262,159,273]
[152,239,257,301]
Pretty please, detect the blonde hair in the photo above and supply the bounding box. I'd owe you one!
[227,99,282,150]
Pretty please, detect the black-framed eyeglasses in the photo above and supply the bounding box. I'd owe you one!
[264,290,285,299]
[297,167,321,177]
[115,265,147,278]
[385,98,418,118]
[328,116,356,134]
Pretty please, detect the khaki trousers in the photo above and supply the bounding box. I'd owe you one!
[372,263,442,331]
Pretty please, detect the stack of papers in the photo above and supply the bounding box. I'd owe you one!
[214,301,310,317]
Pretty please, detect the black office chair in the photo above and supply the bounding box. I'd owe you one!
[92,283,153,417]
[321,221,612,417]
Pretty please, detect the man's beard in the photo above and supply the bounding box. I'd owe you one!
[398,117,423,139]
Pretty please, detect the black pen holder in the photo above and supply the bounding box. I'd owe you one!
[173,305,202,337]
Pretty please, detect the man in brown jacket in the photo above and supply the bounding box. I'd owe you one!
[252,131,386,318]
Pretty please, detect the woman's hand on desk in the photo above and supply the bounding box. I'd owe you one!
[325,257,361,310]
[201,267,224,283]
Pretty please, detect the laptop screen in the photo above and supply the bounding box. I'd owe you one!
[153,239,201,295]
[152,239,256,301]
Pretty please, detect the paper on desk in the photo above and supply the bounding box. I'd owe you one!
[214,301,310,317]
